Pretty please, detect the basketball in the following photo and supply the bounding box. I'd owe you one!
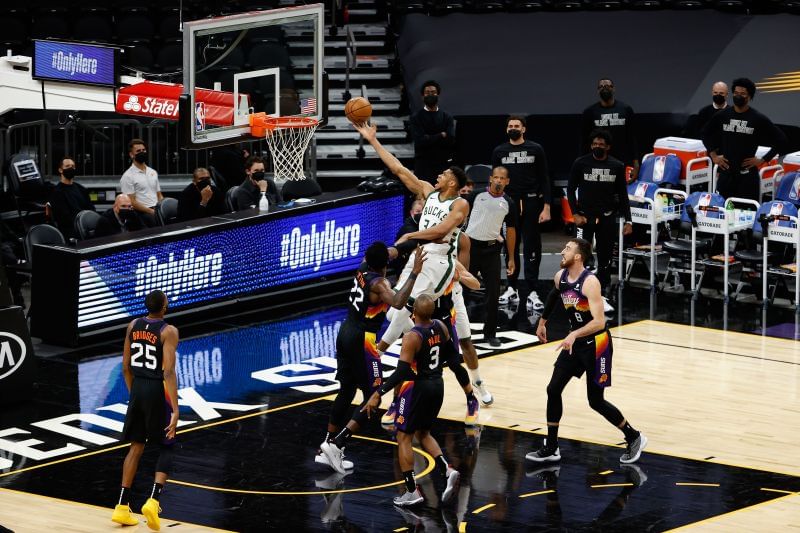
[345,96,372,125]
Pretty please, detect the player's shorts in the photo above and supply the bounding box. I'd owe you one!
[122,378,175,445]
[554,330,613,388]
[335,320,382,393]
[396,250,455,302]
[451,282,471,340]
[395,376,445,434]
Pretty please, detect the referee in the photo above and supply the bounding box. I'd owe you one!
[464,165,518,346]
[567,129,632,308]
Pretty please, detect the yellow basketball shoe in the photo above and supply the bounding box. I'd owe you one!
[111,504,139,526]
[141,497,162,531]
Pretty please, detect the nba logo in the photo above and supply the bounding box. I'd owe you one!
[635,182,649,198]
[791,176,800,201]
[653,156,666,183]
[195,102,206,131]
[770,203,784,216]
[699,193,712,207]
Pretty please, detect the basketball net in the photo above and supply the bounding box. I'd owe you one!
[249,114,319,181]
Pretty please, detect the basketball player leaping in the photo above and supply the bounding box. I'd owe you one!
[526,238,647,465]
[353,122,469,377]
[112,290,179,531]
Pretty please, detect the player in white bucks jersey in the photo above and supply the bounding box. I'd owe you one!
[112,290,180,531]
[353,121,470,359]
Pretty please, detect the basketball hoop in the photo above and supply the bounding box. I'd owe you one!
[249,113,319,181]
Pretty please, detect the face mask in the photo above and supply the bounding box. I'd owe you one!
[134,151,148,164]
[197,179,211,190]
[712,94,726,106]
[119,209,136,221]
[62,168,76,180]
[507,129,522,141]
[423,95,438,107]
[592,147,606,159]
[599,89,613,101]
[252,171,266,181]
[732,94,747,107]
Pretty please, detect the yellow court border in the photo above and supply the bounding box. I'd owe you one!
[169,434,435,496]
[0,486,235,532]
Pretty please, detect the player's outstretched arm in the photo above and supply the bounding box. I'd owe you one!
[354,122,434,198]
[455,261,480,290]
[363,331,420,418]
[398,198,469,244]
[161,325,180,440]
[122,320,136,392]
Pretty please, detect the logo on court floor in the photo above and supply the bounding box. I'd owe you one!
[0,331,26,380]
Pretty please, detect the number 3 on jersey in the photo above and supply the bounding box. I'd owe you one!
[131,342,158,370]
[349,278,365,310]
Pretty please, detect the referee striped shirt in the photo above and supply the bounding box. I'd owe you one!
[464,188,518,242]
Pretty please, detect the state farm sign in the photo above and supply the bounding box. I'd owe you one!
[115,80,240,126]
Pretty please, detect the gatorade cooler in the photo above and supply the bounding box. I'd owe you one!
[783,150,800,174]
[756,146,782,198]
[652,137,711,192]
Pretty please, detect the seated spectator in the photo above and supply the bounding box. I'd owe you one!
[233,156,282,211]
[460,178,474,198]
[95,194,143,238]
[120,138,162,227]
[178,167,225,221]
[1,220,25,306]
[48,156,94,239]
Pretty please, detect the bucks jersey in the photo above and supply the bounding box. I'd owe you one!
[129,317,167,380]
[409,320,449,379]
[418,191,462,256]
[347,262,390,332]
[558,269,596,335]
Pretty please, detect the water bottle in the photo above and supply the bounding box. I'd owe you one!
[655,194,667,215]
[725,199,734,228]
[667,195,675,215]
[259,191,269,211]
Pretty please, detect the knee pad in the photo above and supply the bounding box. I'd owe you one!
[156,444,175,475]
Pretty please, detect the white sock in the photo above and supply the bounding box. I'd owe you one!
[467,367,482,384]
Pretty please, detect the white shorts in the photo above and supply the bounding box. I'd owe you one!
[452,282,471,340]
[396,250,455,300]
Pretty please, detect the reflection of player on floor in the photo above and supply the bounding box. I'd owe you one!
[363,294,461,507]
[353,122,469,359]
[111,290,180,531]
[317,242,426,473]
[526,238,647,464]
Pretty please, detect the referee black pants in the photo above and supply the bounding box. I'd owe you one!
[468,238,502,339]
[508,195,543,291]
[575,212,617,291]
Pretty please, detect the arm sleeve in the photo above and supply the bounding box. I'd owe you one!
[537,145,552,204]
[443,112,456,148]
[541,287,560,320]
[702,113,722,153]
[567,160,581,215]
[504,193,519,227]
[378,360,414,395]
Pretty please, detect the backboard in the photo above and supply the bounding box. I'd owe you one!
[181,4,324,148]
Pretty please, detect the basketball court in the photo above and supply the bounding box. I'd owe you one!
[2,289,800,531]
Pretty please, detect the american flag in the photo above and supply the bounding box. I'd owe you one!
[300,97,317,115]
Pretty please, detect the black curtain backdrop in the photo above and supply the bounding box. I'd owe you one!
[397,11,800,179]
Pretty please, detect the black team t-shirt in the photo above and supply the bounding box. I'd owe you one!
[702,106,787,174]
[491,140,551,203]
[567,154,631,222]
[581,100,637,166]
